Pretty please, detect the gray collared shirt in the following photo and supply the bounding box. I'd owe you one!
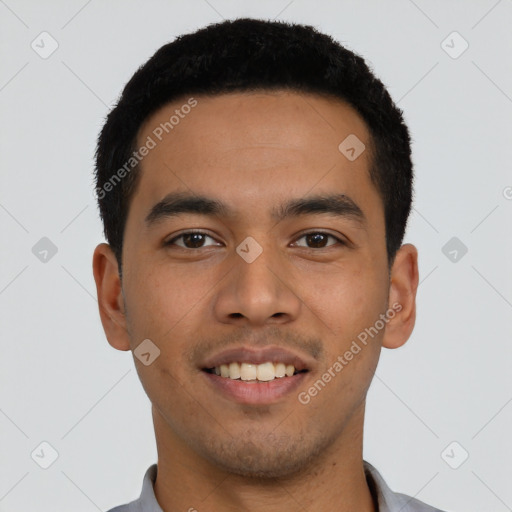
[107,461,447,512]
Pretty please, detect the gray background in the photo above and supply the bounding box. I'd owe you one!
[1,0,511,510]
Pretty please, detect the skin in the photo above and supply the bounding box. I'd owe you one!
[93,91,419,512]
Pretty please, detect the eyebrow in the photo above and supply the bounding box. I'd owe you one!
[144,191,366,228]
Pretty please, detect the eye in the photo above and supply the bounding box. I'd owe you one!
[164,230,220,249]
[292,231,345,249]
[164,230,346,250]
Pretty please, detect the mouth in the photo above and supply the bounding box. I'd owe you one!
[199,346,313,404]
[203,361,308,381]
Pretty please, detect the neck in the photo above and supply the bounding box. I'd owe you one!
[152,406,377,512]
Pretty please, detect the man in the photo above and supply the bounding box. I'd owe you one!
[93,18,446,512]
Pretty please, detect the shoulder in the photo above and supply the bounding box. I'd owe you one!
[363,460,448,512]
[105,464,158,512]
[391,490,448,511]
[105,500,143,512]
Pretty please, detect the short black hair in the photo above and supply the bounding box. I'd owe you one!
[94,17,414,273]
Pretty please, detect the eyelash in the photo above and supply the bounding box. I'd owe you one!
[164,230,346,250]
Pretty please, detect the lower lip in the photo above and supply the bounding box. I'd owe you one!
[202,371,309,405]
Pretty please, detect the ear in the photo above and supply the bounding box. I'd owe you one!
[381,243,419,349]
[92,243,131,351]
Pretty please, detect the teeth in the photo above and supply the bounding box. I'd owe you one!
[240,363,257,381]
[210,362,298,381]
[275,363,286,378]
[228,362,241,379]
[256,362,275,381]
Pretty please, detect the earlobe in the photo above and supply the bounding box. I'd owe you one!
[92,243,131,351]
[381,243,419,350]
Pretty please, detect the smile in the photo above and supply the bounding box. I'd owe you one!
[204,361,306,381]
[199,345,314,404]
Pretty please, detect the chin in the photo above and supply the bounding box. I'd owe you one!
[198,431,330,480]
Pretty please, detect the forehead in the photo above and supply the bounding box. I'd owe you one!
[137,90,370,163]
[129,91,381,229]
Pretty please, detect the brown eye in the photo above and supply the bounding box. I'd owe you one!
[293,232,344,249]
[165,231,220,249]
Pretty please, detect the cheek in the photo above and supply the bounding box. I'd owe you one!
[123,259,215,340]
[297,258,387,334]
[296,260,387,389]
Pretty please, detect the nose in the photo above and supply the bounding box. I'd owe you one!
[212,238,302,327]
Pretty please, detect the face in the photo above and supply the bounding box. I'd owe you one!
[94,91,418,479]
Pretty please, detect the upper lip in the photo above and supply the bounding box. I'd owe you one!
[200,346,314,372]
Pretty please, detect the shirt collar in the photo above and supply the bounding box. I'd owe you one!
[364,461,442,512]
[137,464,161,511]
